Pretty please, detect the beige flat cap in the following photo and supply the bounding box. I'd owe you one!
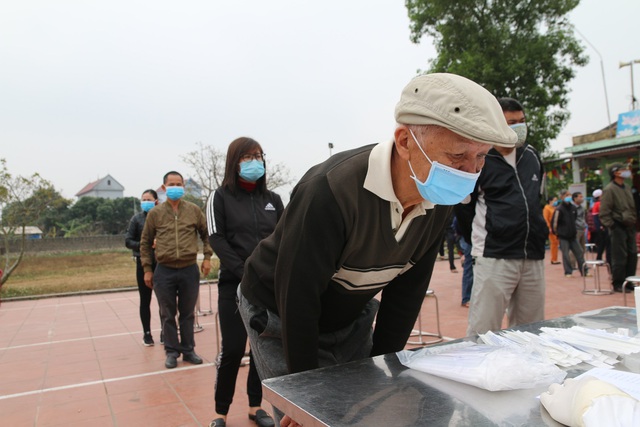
[395,73,517,147]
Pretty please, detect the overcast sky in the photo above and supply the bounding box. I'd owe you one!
[1,0,639,202]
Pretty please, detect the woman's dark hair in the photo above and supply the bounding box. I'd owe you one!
[221,137,267,193]
[142,189,158,200]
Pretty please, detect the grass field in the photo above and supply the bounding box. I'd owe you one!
[0,250,219,299]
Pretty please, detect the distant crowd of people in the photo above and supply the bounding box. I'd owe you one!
[121,73,639,427]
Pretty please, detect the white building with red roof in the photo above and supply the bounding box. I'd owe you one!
[75,174,124,199]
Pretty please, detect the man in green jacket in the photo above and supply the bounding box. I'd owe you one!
[141,171,213,369]
[599,163,637,292]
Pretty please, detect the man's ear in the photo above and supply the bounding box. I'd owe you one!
[394,126,411,161]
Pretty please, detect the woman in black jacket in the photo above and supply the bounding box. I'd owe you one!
[206,137,284,427]
[125,189,159,346]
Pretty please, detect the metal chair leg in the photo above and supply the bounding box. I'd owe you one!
[408,290,443,345]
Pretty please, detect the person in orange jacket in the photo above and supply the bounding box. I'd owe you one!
[543,196,560,264]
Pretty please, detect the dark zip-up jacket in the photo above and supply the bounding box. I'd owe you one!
[206,186,284,281]
[125,211,147,257]
[457,144,548,259]
[551,201,578,240]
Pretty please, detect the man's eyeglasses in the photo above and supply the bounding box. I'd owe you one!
[240,153,265,162]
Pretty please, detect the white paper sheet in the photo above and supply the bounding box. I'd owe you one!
[576,368,640,400]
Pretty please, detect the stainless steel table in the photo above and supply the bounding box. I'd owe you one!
[262,306,640,426]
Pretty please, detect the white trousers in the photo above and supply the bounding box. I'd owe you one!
[466,257,545,336]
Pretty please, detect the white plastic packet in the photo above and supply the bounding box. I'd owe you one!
[397,342,566,391]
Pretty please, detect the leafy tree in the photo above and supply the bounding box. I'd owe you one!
[182,142,296,199]
[0,159,53,286]
[64,196,137,236]
[65,197,103,235]
[107,197,138,234]
[3,187,72,237]
[405,0,588,153]
[96,202,116,234]
[96,197,131,235]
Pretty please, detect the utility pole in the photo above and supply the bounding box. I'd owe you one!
[619,59,640,111]
[575,28,611,127]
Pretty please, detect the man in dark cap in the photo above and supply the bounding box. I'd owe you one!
[600,163,637,292]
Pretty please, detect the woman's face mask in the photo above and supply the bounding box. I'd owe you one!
[239,159,265,182]
[141,200,155,212]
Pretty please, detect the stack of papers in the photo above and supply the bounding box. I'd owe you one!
[478,326,640,369]
[397,326,640,391]
[540,326,640,355]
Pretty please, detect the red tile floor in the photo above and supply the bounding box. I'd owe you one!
[0,250,636,426]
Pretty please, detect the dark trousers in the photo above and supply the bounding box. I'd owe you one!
[446,231,460,270]
[609,225,638,288]
[153,263,200,357]
[594,228,612,265]
[215,274,262,415]
[559,238,586,276]
[135,257,159,334]
[459,237,473,304]
[238,288,378,424]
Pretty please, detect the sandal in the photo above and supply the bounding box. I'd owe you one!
[249,409,275,427]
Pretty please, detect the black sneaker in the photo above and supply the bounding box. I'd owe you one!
[183,351,203,365]
[143,332,154,347]
[165,354,178,369]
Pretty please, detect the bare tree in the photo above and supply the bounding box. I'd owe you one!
[181,142,227,196]
[182,142,295,199]
[0,159,53,288]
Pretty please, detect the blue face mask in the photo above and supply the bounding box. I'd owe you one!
[141,201,155,212]
[408,129,480,205]
[509,123,527,147]
[165,186,185,201]
[239,159,265,182]
[620,170,632,179]
[564,196,572,203]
